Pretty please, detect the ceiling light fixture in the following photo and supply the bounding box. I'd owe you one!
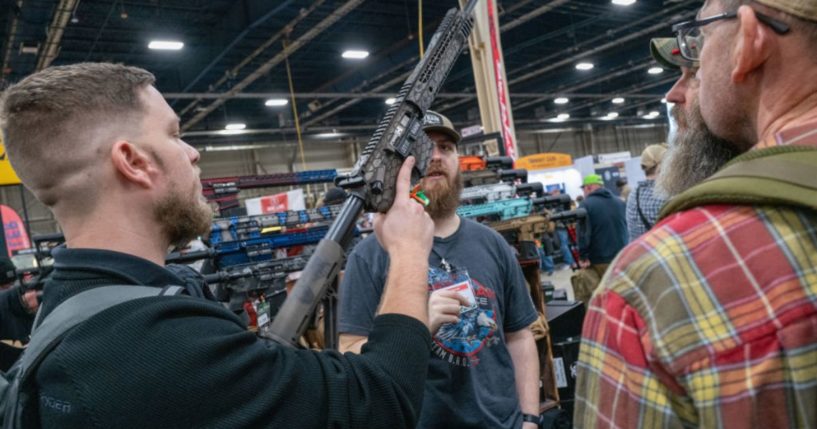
[661,98,668,104]
[342,50,369,59]
[265,98,288,107]
[554,97,569,105]
[224,123,246,131]
[601,112,619,121]
[647,67,664,75]
[612,97,625,104]
[612,0,637,5]
[148,40,184,50]
[557,113,571,120]
[575,62,594,71]
[315,132,343,139]
[385,97,397,105]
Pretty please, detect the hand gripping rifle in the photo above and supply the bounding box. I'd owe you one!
[265,0,479,347]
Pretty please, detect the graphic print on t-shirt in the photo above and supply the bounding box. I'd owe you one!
[428,267,499,367]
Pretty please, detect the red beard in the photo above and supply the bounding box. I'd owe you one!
[421,164,463,220]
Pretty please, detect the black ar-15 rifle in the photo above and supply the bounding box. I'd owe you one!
[266,0,479,347]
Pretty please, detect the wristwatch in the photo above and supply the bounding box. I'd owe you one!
[522,413,539,424]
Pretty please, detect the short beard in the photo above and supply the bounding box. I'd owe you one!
[422,170,463,221]
[155,185,213,248]
[656,99,743,198]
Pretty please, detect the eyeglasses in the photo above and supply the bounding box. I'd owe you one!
[672,10,790,61]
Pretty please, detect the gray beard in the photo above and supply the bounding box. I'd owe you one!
[655,101,743,199]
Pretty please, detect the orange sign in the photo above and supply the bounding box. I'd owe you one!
[515,153,572,171]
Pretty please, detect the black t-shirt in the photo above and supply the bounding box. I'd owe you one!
[0,286,34,371]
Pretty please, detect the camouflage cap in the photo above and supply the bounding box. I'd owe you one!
[755,0,817,22]
[422,110,461,144]
[650,38,698,70]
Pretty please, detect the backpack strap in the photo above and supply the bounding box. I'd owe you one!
[3,285,185,428]
[660,145,817,219]
[635,185,653,230]
[20,286,184,380]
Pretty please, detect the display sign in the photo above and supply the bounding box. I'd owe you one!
[595,166,623,196]
[529,168,583,201]
[1,205,30,256]
[460,125,483,138]
[573,156,595,179]
[515,153,572,171]
[245,189,306,216]
[0,137,22,186]
[597,151,632,165]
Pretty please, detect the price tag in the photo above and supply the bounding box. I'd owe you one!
[256,301,271,327]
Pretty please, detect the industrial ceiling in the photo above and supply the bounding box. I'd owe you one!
[0,0,700,149]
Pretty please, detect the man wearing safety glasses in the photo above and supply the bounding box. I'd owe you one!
[574,1,817,428]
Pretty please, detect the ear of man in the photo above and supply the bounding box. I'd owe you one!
[110,141,158,189]
[732,6,774,83]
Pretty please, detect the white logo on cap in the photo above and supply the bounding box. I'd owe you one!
[424,113,442,125]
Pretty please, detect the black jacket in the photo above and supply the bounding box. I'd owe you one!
[578,187,628,264]
[30,248,430,429]
[0,286,35,371]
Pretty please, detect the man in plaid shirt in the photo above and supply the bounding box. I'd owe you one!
[575,1,817,427]
[625,144,668,241]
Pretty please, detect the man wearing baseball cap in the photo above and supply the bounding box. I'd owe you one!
[571,173,627,305]
[649,38,743,198]
[339,111,541,428]
[576,2,817,427]
[625,144,668,241]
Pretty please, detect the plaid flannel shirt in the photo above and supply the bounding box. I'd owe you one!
[574,121,817,428]
[626,180,666,242]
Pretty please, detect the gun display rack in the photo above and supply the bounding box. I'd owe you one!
[457,158,588,414]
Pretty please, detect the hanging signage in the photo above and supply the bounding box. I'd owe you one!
[515,153,573,171]
[0,136,22,186]
[486,0,517,159]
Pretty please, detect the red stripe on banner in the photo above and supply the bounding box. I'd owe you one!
[486,0,516,159]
